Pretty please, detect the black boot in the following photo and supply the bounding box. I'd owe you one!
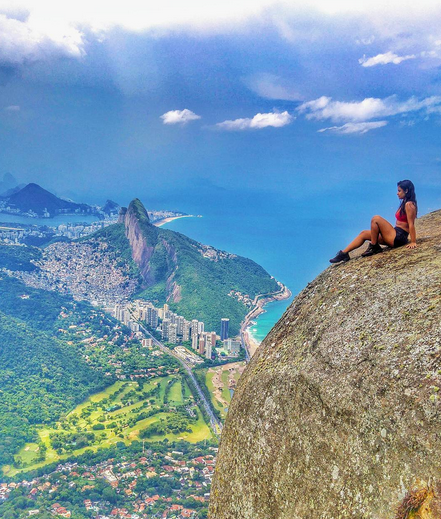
[361,242,383,257]
[329,250,350,263]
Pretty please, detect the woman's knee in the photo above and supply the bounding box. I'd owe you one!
[371,215,381,222]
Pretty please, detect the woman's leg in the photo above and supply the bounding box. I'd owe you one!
[342,230,371,254]
[369,215,396,247]
[342,216,396,253]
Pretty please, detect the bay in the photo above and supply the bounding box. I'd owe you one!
[0,213,100,226]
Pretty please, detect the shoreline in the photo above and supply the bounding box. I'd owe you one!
[240,283,292,359]
[154,214,195,227]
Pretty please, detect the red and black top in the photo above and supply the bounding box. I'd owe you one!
[395,208,408,223]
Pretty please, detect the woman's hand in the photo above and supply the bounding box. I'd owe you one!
[406,242,417,249]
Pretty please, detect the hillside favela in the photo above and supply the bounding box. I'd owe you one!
[2,2,441,519]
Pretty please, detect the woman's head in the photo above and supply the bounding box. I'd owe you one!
[397,179,417,215]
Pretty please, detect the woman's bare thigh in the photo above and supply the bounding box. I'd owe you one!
[373,216,396,247]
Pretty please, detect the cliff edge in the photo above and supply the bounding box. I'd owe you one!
[209,209,441,519]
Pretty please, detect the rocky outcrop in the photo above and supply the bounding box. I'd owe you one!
[104,197,282,333]
[123,200,157,285]
[122,199,181,301]
[209,209,441,519]
[117,207,127,224]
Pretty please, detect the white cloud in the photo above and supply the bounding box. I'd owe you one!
[4,105,20,111]
[246,73,302,101]
[420,50,438,58]
[216,111,293,130]
[359,51,416,67]
[2,1,441,65]
[318,121,387,134]
[160,109,201,125]
[298,95,441,122]
[0,12,84,65]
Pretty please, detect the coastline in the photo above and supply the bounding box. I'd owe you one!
[154,214,195,227]
[240,283,292,358]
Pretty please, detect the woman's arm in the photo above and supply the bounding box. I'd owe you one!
[405,201,417,249]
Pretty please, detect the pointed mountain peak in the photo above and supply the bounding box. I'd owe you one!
[127,198,150,224]
[21,183,51,193]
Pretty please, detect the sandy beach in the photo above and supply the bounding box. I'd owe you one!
[154,214,195,227]
[241,283,292,358]
[243,328,261,357]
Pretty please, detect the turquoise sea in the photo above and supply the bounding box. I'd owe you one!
[168,215,296,343]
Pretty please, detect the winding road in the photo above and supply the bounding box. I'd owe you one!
[139,324,223,438]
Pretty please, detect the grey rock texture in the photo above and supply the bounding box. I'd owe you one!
[209,209,441,519]
[123,200,157,285]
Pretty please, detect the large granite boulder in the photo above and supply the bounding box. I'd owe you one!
[209,210,441,519]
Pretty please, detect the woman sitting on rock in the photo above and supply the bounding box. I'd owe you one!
[329,179,417,263]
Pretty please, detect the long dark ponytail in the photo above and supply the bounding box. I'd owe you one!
[397,180,417,216]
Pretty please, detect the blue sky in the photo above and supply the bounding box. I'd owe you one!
[0,1,441,214]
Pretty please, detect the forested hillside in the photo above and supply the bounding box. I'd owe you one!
[0,275,107,467]
[0,244,41,272]
[103,199,280,334]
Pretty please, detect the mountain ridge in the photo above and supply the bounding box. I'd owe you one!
[105,198,283,334]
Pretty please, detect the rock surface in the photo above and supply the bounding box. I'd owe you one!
[123,199,159,286]
[209,209,441,519]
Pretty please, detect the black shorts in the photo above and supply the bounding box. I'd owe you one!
[394,226,409,248]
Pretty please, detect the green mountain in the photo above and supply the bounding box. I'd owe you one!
[94,199,281,334]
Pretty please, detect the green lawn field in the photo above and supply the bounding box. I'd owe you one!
[4,375,211,477]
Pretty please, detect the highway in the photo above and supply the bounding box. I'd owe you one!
[139,324,223,438]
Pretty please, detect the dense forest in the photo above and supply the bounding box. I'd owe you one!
[0,310,106,467]
[0,274,110,467]
[0,244,41,272]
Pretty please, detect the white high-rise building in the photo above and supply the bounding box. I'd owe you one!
[191,320,199,338]
[176,315,185,335]
[123,311,131,326]
[114,304,124,321]
[162,318,171,340]
[198,321,205,334]
[147,307,158,329]
[169,323,178,344]
[183,320,190,341]
[205,342,212,360]
[225,338,241,355]
[192,334,198,350]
